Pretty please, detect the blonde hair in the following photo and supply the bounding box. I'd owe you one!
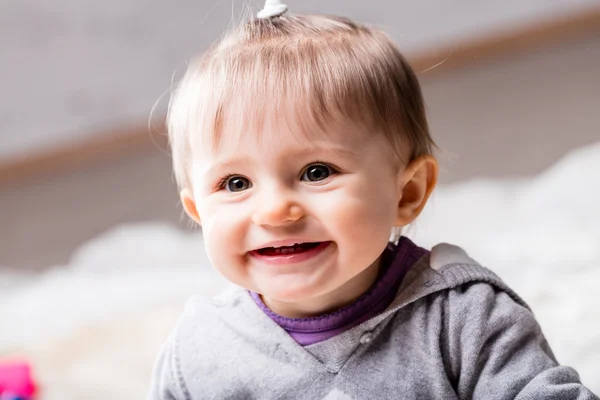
[168,14,435,191]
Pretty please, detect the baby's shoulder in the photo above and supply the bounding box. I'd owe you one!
[163,284,257,369]
[393,242,532,328]
[416,242,526,305]
[177,283,248,329]
[393,243,594,398]
[406,242,533,331]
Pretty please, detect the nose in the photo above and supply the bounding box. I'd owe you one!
[251,184,305,227]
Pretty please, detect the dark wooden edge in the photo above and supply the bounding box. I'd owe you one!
[1,7,599,185]
[410,7,600,75]
[0,125,169,185]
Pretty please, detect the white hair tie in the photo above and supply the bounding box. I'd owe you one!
[257,0,288,19]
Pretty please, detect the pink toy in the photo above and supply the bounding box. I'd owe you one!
[0,360,36,399]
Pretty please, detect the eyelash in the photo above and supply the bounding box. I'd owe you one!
[215,161,340,191]
[216,173,242,191]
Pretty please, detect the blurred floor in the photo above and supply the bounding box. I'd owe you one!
[1,30,599,271]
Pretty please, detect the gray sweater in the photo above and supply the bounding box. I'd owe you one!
[148,243,598,399]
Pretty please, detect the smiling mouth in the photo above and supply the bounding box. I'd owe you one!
[254,242,323,256]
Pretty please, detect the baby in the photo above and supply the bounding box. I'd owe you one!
[148,1,598,399]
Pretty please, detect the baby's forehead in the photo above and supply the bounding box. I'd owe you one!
[193,113,368,158]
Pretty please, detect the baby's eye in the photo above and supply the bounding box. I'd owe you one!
[222,176,252,192]
[301,164,333,182]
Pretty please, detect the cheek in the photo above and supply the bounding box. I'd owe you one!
[199,202,247,263]
[199,209,256,289]
[321,179,398,246]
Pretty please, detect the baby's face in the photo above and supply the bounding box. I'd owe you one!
[188,120,404,317]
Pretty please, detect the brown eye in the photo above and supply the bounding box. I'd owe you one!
[302,164,332,182]
[226,177,252,192]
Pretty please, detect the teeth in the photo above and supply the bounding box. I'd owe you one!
[272,243,300,250]
[265,244,303,255]
[256,242,321,256]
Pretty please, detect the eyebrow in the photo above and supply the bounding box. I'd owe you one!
[203,146,359,177]
[286,146,360,159]
[203,157,254,178]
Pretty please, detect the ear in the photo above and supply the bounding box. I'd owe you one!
[395,155,438,226]
[180,188,201,225]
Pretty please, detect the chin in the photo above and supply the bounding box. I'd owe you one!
[265,288,317,303]
[262,283,329,305]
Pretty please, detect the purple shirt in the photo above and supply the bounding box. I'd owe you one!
[250,237,428,346]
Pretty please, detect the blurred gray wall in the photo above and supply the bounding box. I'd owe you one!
[1,0,597,161]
